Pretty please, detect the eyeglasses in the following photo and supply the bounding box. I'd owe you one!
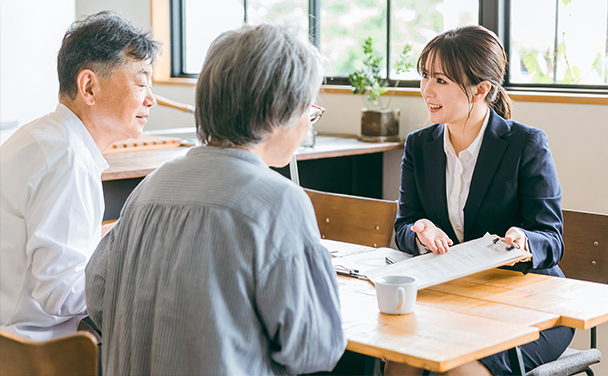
[309,104,325,124]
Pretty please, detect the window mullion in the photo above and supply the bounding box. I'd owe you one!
[309,0,320,48]
[387,0,391,81]
[479,0,511,86]
[170,0,185,77]
[479,0,506,39]
[244,0,248,23]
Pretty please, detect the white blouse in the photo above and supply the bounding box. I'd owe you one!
[416,109,490,253]
[443,109,490,243]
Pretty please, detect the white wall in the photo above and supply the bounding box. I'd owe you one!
[75,0,149,35]
[513,101,608,215]
[0,0,75,142]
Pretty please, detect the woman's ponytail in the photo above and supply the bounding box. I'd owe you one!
[491,85,512,120]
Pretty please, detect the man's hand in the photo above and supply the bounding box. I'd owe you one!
[412,219,454,255]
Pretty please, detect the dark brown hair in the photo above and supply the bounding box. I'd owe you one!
[417,25,511,119]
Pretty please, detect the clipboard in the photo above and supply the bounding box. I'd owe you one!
[361,233,530,289]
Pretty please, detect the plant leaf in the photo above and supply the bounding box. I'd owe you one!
[349,35,399,107]
[592,52,608,81]
[523,51,552,83]
[395,43,414,74]
[523,52,541,75]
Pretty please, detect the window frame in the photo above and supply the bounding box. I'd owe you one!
[151,0,608,102]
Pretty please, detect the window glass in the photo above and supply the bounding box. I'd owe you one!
[391,0,478,80]
[510,0,608,86]
[247,0,308,35]
[183,0,307,75]
[318,0,478,79]
[321,0,388,77]
[183,0,244,74]
[178,0,606,90]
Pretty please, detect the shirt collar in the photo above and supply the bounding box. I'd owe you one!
[443,108,490,159]
[55,103,109,171]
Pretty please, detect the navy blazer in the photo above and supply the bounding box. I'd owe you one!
[394,109,565,276]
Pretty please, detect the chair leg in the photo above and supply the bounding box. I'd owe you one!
[508,346,526,376]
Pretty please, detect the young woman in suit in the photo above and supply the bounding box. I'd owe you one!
[386,25,574,376]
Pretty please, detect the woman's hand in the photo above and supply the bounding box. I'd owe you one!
[504,227,533,264]
[411,219,454,255]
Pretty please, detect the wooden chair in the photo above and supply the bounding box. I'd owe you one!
[560,209,608,284]
[304,188,398,248]
[527,210,607,376]
[0,330,98,376]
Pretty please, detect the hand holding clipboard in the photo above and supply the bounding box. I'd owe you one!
[493,226,533,265]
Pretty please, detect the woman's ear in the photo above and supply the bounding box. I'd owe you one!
[472,81,492,103]
[76,69,98,106]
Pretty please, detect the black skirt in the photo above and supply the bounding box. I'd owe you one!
[478,325,575,375]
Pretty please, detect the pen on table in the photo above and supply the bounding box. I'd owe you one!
[385,256,397,265]
[335,270,368,280]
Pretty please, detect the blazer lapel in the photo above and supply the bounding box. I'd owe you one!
[464,109,510,238]
[423,125,458,242]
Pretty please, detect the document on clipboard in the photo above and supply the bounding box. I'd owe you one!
[365,232,530,289]
[321,239,412,279]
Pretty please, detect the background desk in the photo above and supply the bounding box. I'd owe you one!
[101,135,404,220]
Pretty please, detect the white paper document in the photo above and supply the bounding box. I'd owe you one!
[331,246,412,275]
[365,233,529,289]
[321,239,377,258]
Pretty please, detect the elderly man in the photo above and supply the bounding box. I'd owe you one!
[0,11,160,340]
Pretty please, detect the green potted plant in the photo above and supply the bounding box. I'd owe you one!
[349,37,414,142]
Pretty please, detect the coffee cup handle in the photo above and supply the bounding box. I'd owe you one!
[397,287,405,309]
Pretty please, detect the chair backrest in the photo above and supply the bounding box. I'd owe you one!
[0,330,98,376]
[304,188,398,248]
[560,209,608,284]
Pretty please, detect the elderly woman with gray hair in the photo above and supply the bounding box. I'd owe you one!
[85,24,347,376]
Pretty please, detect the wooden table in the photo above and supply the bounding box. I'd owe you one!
[338,268,608,374]
[429,269,608,330]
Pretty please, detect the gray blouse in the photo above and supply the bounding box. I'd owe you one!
[85,146,346,376]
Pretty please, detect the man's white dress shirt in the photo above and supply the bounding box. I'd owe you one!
[0,104,108,340]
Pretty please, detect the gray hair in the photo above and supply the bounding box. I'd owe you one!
[195,23,324,146]
[58,11,161,100]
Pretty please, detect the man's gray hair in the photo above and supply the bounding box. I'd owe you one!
[58,11,160,100]
[195,23,324,146]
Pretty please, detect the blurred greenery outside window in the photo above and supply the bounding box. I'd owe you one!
[174,0,608,92]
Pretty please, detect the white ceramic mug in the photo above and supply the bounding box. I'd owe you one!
[374,275,417,315]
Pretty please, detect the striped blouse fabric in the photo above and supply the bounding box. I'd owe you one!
[85,146,346,376]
